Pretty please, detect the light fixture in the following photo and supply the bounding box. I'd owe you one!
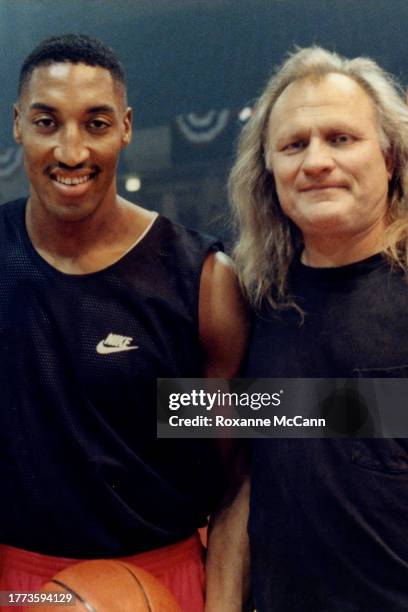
[238,107,252,122]
[125,176,142,192]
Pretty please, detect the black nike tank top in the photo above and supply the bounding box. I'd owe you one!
[0,198,224,557]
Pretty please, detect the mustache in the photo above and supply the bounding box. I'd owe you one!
[46,163,101,174]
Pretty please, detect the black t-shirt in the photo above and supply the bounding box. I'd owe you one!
[0,198,225,557]
[246,254,408,612]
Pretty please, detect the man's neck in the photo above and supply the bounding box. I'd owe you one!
[302,226,385,268]
[25,196,156,274]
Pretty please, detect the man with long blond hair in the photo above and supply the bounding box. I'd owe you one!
[206,47,408,612]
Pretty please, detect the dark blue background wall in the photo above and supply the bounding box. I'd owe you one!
[1,0,407,235]
[0,0,407,143]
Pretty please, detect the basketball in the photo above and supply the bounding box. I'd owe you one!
[26,560,181,611]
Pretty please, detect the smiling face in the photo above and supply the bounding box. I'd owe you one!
[14,62,132,224]
[265,73,393,257]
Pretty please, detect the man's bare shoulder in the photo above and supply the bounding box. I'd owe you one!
[199,251,249,378]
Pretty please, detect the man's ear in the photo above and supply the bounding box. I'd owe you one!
[13,104,22,144]
[121,107,132,148]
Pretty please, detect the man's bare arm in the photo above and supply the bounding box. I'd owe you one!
[199,250,249,378]
[198,251,251,611]
[205,476,250,612]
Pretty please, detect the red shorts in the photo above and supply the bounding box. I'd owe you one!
[0,534,205,611]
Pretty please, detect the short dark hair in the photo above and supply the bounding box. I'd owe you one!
[18,33,126,97]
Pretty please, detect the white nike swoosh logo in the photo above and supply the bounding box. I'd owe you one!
[96,341,139,355]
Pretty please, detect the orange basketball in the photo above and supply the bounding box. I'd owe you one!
[26,559,181,611]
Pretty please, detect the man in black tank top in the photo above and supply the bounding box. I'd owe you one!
[0,34,248,611]
[207,48,408,611]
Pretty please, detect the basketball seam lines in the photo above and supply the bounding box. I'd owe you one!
[51,578,97,612]
[116,562,153,612]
